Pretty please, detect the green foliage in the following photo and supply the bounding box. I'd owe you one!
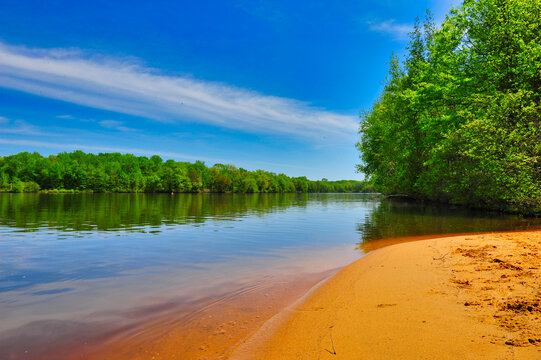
[357,0,541,215]
[23,181,40,192]
[0,151,372,194]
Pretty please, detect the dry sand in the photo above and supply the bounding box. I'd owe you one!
[231,231,541,360]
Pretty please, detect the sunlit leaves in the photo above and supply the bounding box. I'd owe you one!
[358,0,541,214]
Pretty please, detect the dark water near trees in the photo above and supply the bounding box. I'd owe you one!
[1,193,540,358]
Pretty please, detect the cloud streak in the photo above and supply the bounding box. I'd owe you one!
[367,19,413,41]
[0,43,356,139]
[99,120,137,132]
[0,118,57,136]
[0,138,213,162]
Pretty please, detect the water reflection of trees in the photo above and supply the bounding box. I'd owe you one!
[4,193,537,238]
[357,200,541,243]
[0,193,317,231]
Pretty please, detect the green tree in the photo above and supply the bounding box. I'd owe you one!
[358,0,541,214]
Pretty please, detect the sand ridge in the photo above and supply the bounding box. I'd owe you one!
[230,231,541,360]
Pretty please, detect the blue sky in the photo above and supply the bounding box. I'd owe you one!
[0,0,461,180]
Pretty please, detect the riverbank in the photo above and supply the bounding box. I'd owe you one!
[230,231,541,359]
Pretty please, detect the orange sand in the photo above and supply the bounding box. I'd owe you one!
[231,231,541,359]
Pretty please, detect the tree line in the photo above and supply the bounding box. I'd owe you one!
[0,151,374,193]
[358,0,540,215]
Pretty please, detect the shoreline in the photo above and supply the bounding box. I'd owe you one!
[84,233,476,360]
[75,269,341,360]
[12,230,538,359]
[230,231,541,359]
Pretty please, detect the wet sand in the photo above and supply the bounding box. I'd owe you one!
[78,270,338,360]
[231,231,541,359]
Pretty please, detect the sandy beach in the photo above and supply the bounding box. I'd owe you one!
[231,231,541,360]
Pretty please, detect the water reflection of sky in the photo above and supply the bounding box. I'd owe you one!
[0,194,379,332]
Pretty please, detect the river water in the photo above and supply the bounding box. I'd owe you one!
[1,193,539,359]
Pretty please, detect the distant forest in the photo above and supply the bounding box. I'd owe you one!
[358,0,540,215]
[0,151,373,193]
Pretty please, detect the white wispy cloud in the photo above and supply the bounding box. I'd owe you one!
[0,119,57,136]
[0,138,210,162]
[56,114,73,119]
[0,42,357,139]
[99,120,137,132]
[367,19,413,41]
